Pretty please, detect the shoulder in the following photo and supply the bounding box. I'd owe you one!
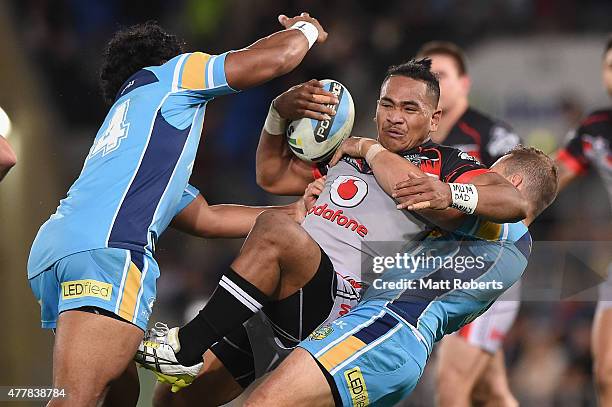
[578,109,612,131]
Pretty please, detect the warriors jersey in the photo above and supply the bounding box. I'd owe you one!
[443,108,520,167]
[302,140,489,283]
[28,52,238,279]
[557,108,612,206]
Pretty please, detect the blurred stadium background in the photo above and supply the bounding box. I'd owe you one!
[0,0,610,406]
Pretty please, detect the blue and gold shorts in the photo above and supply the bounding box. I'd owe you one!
[29,247,159,331]
[299,300,428,407]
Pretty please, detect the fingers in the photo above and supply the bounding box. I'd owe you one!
[396,193,435,210]
[298,109,332,121]
[394,177,429,190]
[329,146,344,167]
[392,184,431,198]
[278,14,289,27]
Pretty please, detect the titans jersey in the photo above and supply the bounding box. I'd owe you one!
[557,108,612,206]
[362,219,531,353]
[442,108,520,167]
[28,52,237,279]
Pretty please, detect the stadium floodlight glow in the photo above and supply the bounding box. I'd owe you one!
[0,106,11,138]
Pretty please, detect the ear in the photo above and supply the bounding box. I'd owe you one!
[430,108,442,132]
[460,75,471,95]
[509,173,523,188]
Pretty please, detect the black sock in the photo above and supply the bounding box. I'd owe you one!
[175,268,269,366]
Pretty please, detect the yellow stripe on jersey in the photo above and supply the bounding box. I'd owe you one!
[118,262,142,322]
[181,52,212,90]
[319,335,367,372]
[475,220,503,241]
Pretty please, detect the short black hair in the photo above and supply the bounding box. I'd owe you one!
[417,41,468,76]
[605,34,612,56]
[99,21,185,105]
[383,58,440,107]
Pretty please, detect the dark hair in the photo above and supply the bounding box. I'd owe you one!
[99,21,185,105]
[384,58,440,107]
[605,34,612,56]
[416,41,468,76]
[498,145,559,218]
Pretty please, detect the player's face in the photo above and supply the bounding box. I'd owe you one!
[603,48,612,97]
[376,76,441,152]
[429,54,470,111]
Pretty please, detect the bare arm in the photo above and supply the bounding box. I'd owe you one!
[224,13,328,90]
[171,194,303,238]
[256,80,338,195]
[330,138,528,229]
[0,136,16,181]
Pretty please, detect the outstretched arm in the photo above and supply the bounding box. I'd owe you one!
[329,138,528,229]
[225,13,328,90]
[256,80,338,195]
[171,194,304,238]
[0,136,16,181]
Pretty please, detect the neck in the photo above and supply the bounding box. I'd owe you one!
[431,98,469,143]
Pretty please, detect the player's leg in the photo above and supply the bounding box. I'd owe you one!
[436,334,491,407]
[50,309,143,406]
[247,299,428,406]
[29,247,157,406]
[592,303,612,406]
[471,350,518,407]
[103,362,140,406]
[245,347,335,407]
[172,210,323,366]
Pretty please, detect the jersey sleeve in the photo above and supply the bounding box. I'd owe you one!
[441,149,490,183]
[174,184,200,216]
[485,123,522,163]
[557,128,590,176]
[177,51,239,99]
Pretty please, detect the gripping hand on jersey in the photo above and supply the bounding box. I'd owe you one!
[274,79,339,121]
[293,176,326,222]
[393,177,453,211]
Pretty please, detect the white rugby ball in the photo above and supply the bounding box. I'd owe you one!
[286,79,355,163]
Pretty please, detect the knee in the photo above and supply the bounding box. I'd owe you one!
[152,384,176,407]
[251,211,302,247]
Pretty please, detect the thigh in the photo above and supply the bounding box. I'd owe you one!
[436,334,493,400]
[50,310,143,406]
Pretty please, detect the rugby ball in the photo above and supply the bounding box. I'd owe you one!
[286,79,354,163]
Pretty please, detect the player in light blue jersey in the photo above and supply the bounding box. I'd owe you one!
[27,13,334,407]
[243,143,558,407]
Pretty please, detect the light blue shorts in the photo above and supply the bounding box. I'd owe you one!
[28,247,159,331]
[299,299,428,407]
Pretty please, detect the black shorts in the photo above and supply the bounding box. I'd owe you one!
[211,247,340,388]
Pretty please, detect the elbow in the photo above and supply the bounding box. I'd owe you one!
[256,170,283,194]
[272,47,303,77]
[0,149,16,172]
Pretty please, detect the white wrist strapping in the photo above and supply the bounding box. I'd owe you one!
[264,102,288,135]
[365,143,387,165]
[290,21,319,49]
[449,183,479,214]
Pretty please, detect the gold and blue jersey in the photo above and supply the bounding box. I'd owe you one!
[28,52,238,279]
[362,219,531,354]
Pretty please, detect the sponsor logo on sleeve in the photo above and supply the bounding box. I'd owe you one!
[344,366,369,406]
[61,279,113,301]
[309,324,334,340]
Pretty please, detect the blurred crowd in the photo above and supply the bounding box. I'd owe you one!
[9,0,612,405]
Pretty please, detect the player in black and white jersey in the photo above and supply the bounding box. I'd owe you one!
[555,35,612,407]
[139,59,529,406]
[416,41,523,407]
